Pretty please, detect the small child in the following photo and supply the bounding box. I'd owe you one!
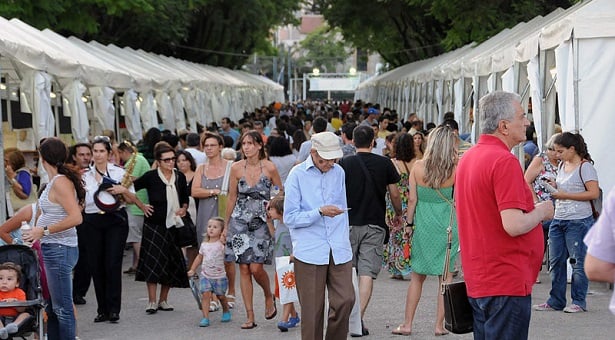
[187,217,231,327]
[266,194,300,332]
[0,262,30,339]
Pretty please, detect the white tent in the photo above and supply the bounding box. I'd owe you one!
[0,16,284,142]
[355,0,615,193]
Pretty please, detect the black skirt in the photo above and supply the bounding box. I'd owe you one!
[135,220,189,288]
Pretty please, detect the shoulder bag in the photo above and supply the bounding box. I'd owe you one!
[579,160,602,218]
[217,160,233,218]
[437,189,473,334]
[173,170,198,248]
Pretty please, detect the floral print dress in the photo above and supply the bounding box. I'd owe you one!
[383,161,412,277]
[225,164,274,265]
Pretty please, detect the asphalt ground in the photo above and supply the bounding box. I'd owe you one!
[72,252,615,340]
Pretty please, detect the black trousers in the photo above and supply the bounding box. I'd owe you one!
[83,210,129,315]
[72,222,91,298]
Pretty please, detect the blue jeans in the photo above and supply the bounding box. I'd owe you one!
[42,243,79,340]
[469,295,532,340]
[547,216,593,310]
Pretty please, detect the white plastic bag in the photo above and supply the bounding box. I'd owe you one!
[276,256,299,304]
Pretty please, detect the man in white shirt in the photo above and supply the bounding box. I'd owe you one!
[184,133,206,165]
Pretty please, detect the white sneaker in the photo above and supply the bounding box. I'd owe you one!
[563,304,586,313]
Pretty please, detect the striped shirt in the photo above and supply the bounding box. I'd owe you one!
[38,175,78,247]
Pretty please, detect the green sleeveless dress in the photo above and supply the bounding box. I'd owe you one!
[411,185,458,276]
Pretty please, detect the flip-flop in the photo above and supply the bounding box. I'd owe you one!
[241,321,258,329]
[435,331,450,336]
[391,325,412,336]
[265,296,277,320]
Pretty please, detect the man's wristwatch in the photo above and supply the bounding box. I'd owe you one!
[43,226,50,236]
[318,207,324,217]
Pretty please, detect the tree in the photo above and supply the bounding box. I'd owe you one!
[0,0,302,69]
[315,0,446,68]
[315,0,579,68]
[296,25,352,74]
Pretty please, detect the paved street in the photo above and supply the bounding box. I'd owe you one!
[74,253,615,339]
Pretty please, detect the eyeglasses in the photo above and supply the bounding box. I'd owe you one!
[202,144,219,148]
[160,157,177,163]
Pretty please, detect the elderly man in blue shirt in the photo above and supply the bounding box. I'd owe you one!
[284,131,355,340]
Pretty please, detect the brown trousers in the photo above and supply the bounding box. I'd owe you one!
[294,253,355,340]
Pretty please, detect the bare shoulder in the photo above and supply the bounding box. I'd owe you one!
[54,175,75,189]
[231,160,244,175]
[263,159,277,171]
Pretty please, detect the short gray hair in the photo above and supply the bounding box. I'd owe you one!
[479,91,521,134]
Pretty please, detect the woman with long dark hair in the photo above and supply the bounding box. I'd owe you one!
[384,132,417,279]
[534,132,600,313]
[225,130,283,329]
[23,137,85,340]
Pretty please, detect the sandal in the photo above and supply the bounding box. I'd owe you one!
[392,325,412,336]
[265,296,277,320]
[209,300,221,312]
[226,294,236,309]
[241,321,257,329]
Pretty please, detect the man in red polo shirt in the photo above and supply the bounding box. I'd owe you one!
[455,91,554,340]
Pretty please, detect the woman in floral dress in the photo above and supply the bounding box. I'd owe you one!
[224,130,283,329]
[384,133,417,279]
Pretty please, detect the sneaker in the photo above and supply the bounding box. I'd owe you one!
[288,314,300,327]
[533,302,557,311]
[199,318,210,327]
[221,311,232,323]
[563,304,586,313]
[277,320,295,332]
[146,302,158,314]
[158,300,174,311]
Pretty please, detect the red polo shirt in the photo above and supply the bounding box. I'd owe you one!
[455,135,543,298]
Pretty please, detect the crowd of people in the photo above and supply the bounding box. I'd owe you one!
[0,93,611,340]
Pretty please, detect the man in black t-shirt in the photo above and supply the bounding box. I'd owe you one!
[338,125,403,336]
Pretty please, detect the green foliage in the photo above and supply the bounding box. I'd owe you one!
[0,0,302,69]
[317,0,578,68]
[316,0,446,68]
[297,25,351,73]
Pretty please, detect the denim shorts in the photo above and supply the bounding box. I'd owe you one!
[200,276,228,296]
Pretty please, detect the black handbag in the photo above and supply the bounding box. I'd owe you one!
[437,189,473,334]
[175,213,198,248]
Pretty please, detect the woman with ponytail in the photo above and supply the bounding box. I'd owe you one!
[533,132,600,314]
[23,137,85,340]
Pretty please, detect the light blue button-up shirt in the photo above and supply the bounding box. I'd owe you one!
[283,155,352,265]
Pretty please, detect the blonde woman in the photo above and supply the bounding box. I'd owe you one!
[393,126,459,336]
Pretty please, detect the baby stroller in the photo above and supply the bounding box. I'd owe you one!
[0,244,45,340]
